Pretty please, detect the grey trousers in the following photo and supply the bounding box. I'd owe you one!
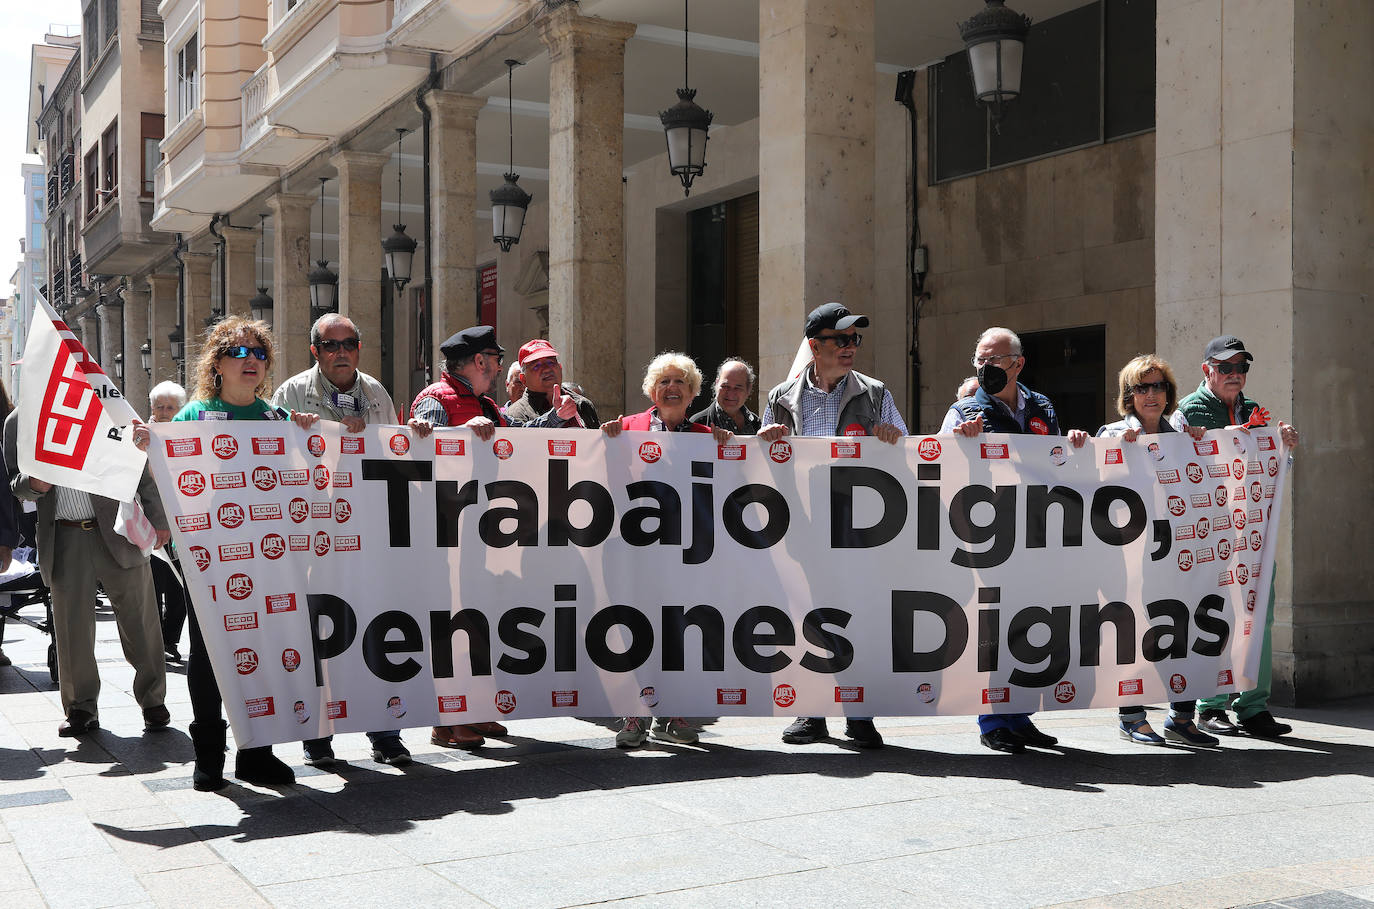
[49,524,166,717]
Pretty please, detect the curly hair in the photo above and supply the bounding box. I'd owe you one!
[190,316,277,403]
[1116,353,1179,418]
[641,352,703,401]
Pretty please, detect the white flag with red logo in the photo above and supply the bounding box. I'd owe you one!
[16,295,147,503]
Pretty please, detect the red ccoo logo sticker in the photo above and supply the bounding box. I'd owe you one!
[1118,679,1143,696]
[717,443,746,461]
[1217,669,1233,686]
[548,440,576,457]
[551,690,578,708]
[980,443,1008,460]
[245,696,274,718]
[834,686,864,703]
[435,438,465,456]
[982,687,1010,704]
[165,438,201,457]
[832,441,861,459]
[438,695,467,713]
[717,688,747,705]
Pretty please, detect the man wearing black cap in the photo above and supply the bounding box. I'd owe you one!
[409,325,577,749]
[757,302,907,749]
[1180,334,1300,738]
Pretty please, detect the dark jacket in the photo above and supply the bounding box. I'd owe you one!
[690,401,761,435]
[506,385,599,428]
[1178,382,1259,431]
[949,384,1060,436]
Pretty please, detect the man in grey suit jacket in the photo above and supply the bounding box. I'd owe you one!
[4,410,171,736]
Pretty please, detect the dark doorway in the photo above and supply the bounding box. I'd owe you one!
[1017,325,1107,434]
[688,193,759,414]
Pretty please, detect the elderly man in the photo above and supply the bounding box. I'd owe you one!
[503,362,525,415]
[3,410,171,736]
[148,381,189,661]
[273,313,414,767]
[758,302,907,749]
[941,327,1088,754]
[505,339,600,428]
[1180,335,1299,739]
[691,358,762,434]
[412,326,578,749]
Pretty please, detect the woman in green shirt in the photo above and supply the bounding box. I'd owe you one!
[173,316,318,790]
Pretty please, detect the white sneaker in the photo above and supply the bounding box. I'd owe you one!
[651,717,699,745]
[616,716,648,748]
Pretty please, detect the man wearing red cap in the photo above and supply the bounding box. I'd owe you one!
[505,339,600,429]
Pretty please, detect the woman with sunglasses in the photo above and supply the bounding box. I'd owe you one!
[1097,354,1216,748]
[172,317,319,789]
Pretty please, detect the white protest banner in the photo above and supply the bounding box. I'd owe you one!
[17,295,146,503]
[146,421,1288,748]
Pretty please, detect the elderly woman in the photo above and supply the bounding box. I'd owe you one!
[603,352,732,747]
[1097,354,1216,748]
[140,317,318,789]
[690,357,762,434]
[147,381,190,660]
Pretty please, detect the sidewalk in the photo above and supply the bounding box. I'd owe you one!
[2,600,1373,909]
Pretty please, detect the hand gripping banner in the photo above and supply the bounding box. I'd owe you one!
[17,295,146,503]
[146,422,1289,748]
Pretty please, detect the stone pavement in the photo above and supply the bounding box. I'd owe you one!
[3,600,1374,909]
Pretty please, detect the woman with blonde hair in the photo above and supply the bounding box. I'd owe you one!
[602,352,732,747]
[169,316,319,789]
[1097,353,1215,747]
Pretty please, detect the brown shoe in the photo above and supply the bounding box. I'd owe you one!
[59,709,99,737]
[466,721,508,736]
[430,725,484,749]
[142,704,172,730]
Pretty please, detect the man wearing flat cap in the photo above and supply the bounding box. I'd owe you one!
[410,325,578,749]
[757,301,908,750]
[504,339,600,428]
[1180,334,1300,739]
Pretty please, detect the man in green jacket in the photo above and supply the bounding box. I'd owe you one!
[1179,335,1300,738]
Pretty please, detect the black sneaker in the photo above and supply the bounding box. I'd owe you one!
[371,737,412,766]
[844,719,884,749]
[781,717,828,744]
[979,727,1027,754]
[1015,721,1058,748]
[1198,709,1241,736]
[303,737,336,767]
[1238,710,1292,738]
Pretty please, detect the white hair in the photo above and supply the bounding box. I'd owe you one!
[149,380,187,407]
[976,327,1022,356]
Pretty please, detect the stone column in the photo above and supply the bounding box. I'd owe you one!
[757,0,876,390]
[223,226,259,318]
[331,150,390,381]
[98,300,121,389]
[184,244,214,369]
[1155,1,1374,703]
[426,90,484,375]
[539,7,636,418]
[121,282,152,418]
[146,272,180,389]
[269,192,315,386]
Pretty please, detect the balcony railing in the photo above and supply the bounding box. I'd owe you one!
[51,269,66,309]
[241,64,271,149]
[59,151,74,196]
[47,173,58,213]
[68,254,82,291]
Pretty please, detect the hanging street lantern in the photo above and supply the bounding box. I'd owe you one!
[660,0,712,196]
[383,128,418,291]
[140,340,151,375]
[958,0,1031,117]
[308,176,338,319]
[168,326,184,362]
[250,213,274,326]
[491,60,532,252]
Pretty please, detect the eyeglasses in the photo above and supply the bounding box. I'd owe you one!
[971,353,1020,368]
[1130,381,1169,396]
[480,350,505,366]
[1209,360,1250,375]
[316,337,360,353]
[815,333,863,349]
[223,346,268,361]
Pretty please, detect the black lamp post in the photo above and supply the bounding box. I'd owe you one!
[168,326,184,362]
[958,0,1031,118]
[308,176,338,320]
[383,128,417,291]
[490,59,532,252]
[249,212,274,325]
[112,352,124,382]
[659,0,712,196]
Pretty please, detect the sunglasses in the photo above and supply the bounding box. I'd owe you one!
[480,349,505,366]
[815,333,863,349]
[223,346,269,361]
[1129,381,1169,395]
[1210,360,1250,375]
[316,337,360,353]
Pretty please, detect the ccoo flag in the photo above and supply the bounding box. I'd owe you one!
[16,294,147,503]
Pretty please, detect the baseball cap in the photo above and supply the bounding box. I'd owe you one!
[518,339,559,367]
[440,326,503,360]
[804,302,870,338]
[1203,335,1253,362]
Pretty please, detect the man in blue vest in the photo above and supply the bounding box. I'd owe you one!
[941,327,1087,754]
